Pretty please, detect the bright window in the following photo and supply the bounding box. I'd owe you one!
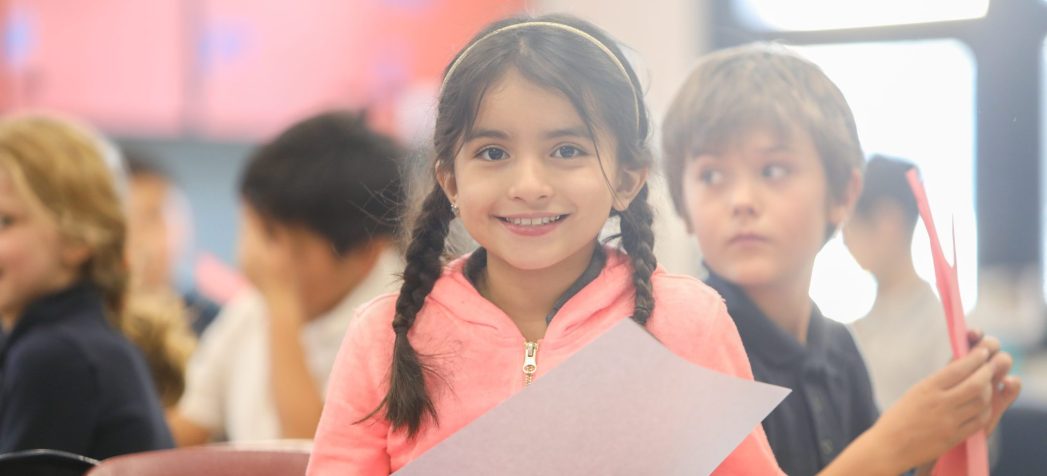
[735,0,990,31]
[800,40,978,323]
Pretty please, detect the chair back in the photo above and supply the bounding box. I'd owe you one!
[0,448,99,476]
[87,447,309,476]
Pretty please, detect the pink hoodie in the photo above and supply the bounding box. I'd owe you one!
[308,249,783,475]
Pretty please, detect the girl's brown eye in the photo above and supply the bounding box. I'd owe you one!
[553,145,584,159]
[477,147,507,161]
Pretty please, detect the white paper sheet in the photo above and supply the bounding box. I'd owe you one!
[394,318,789,476]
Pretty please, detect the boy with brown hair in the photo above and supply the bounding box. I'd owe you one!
[662,44,1021,475]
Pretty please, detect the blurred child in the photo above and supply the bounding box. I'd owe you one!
[309,15,782,475]
[167,110,405,444]
[122,151,200,410]
[662,44,1021,475]
[843,155,952,408]
[124,151,221,336]
[0,114,173,458]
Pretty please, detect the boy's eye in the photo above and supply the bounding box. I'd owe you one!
[698,168,724,185]
[476,147,508,161]
[552,145,585,159]
[763,164,789,180]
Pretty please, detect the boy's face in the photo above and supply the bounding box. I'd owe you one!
[237,205,369,318]
[682,127,850,290]
[842,212,882,273]
[842,202,907,277]
[127,174,172,290]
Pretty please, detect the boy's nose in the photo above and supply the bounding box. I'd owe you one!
[729,177,759,217]
[508,157,553,202]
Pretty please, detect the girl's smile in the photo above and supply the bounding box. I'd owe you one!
[496,213,569,237]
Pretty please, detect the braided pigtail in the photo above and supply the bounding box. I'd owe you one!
[618,185,657,325]
[377,186,453,437]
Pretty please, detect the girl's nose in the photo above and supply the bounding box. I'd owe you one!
[508,156,554,203]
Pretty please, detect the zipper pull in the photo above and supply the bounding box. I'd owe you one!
[522,341,539,386]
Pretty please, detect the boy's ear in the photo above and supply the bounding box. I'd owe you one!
[612,166,649,212]
[434,161,458,206]
[829,168,863,228]
[60,240,92,269]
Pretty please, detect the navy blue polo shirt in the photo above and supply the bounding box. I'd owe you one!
[706,273,879,476]
[0,283,174,459]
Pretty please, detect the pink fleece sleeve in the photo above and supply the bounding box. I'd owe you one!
[650,276,785,476]
[307,296,397,476]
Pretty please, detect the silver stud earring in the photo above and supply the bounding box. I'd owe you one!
[451,202,460,217]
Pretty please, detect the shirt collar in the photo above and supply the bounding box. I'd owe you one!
[1,282,106,349]
[704,271,830,370]
[306,248,404,336]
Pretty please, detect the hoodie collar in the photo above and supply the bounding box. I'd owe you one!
[463,247,607,325]
[428,246,634,345]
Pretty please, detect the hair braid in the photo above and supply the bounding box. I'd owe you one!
[618,185,657,325]
[379,186,452,437]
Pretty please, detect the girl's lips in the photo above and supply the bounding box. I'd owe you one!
[728,233,768,246]
[497,214,568,237]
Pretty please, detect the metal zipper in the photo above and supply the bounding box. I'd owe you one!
[522,341,539,386]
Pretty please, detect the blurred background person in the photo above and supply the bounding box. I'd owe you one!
[0,113,173,458]
[843,155,953,409]
[167,110,405,445]
[125,149,222,336]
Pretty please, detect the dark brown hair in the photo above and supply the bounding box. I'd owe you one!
[240,110,405,255]
[376,14,657,437]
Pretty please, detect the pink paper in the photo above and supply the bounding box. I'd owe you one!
[394,318,789,476]
[906,170,989,476]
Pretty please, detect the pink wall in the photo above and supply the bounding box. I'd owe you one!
[0,0,525,139]
[3,0,185,134]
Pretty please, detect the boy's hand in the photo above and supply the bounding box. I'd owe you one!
[869,336,1016,468]
[237,208,301,314]
[966,329,1022,435]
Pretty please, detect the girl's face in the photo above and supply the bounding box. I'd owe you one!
[0,169,83,322]
[439,69,645,273]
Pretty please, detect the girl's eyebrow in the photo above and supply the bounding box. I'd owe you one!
[543,126,589,140]
[465,126,590,142]
[465,128,510,141]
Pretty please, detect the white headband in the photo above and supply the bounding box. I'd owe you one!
[440,21,642,129]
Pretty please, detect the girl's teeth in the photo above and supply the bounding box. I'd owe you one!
[508,215,561,226]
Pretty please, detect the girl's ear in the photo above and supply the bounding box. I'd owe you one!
[612,166,649,212]
[829,168,863,228]
[435,161,458,205]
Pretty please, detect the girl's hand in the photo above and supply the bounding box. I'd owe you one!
[868,335,1015,469]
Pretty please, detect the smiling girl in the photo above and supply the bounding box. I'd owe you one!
[308,15,783,474]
